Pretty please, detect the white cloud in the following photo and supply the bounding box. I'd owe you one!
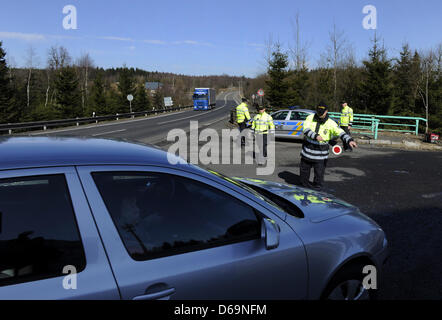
[0,31,46,41]
[142,39,167,45]
[99,36,134,42]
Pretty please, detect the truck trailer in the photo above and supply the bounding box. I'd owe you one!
[193,88,216,111]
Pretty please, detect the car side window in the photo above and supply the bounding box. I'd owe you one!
[92,172,261,261]
[290,112,300,120]
[0,175,86,287]
[272,111,289,120]
[297,112,310,120]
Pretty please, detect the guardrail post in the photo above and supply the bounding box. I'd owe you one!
[43,125,47,131]
[116,113,119,121]
[8,129,12,135]
[415,119,419,136]
[374,120,379,140]
[76,117,79,126]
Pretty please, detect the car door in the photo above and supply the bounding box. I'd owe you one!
[77,165,308,300]
[0,167,119,299]
[271,111,290,137]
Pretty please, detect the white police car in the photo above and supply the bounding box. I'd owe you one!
[271,109,315,139]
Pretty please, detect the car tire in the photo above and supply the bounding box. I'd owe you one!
[321,263,378,300]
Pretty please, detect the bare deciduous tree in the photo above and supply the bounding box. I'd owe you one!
[77,53,94,112]
[25,46,39,109]
[327,24,347,111]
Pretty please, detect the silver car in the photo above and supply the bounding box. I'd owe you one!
[0,137,387,300]
[271,109,315,139]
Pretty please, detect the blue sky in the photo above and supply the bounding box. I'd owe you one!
[0,0,441,77]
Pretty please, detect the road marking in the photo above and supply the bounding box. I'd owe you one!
[422,192,442,199]
[92,129,126,137]
[29,110,190,135]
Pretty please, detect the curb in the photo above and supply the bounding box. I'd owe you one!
[355,138,442,151]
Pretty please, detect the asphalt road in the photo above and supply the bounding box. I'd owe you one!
[29,90,238,144]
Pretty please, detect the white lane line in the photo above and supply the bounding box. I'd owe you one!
[29,110,190,135]
[92,129,126,137]
[157,91,233,125]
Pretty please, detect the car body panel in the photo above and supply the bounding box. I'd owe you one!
[0,167,120,300]
[76,165,309,300]
[232,177,388,299]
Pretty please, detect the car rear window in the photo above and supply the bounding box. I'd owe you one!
[0,175,86,287]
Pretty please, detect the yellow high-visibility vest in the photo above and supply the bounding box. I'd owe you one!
[252,112,275,134]
[340,105,354,126]
[236,103,251,123]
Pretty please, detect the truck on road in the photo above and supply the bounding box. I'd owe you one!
[193,88,216,111]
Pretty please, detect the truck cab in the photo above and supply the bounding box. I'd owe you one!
[193,88,216,111]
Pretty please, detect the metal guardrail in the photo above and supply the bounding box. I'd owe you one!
[0,106,193,134]
[329,112,427,136]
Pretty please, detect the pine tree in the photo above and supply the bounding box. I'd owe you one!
[391,44,420,116]
[89,71,107,116]
[117,67,135,113]
[361,35,393,115]
[152,90,164,109]
[286,67,309,106]
[134,82,151,112]
[53,67,82,119]
[265,44,290,108]
[0,42,15,123]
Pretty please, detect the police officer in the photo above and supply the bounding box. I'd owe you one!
[340,101,354,151]
[236,98,251,146]
[339,101,354,135]
[252,104,275,163]
[300,103,357,190]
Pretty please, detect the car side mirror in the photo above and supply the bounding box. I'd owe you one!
[262,218,280,250]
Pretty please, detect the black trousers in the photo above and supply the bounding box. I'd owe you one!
[239,122,247,145]
[340,126,352,150]
[300,158,327,189]
[341,125,350,135]
[253,133,268,160]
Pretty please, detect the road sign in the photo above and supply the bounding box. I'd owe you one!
[127,94,134,102]
[257,89,264,97]
[164,97,173,107]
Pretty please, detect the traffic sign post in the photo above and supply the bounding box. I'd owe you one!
[257,89,264,106]
[127,94,134,114]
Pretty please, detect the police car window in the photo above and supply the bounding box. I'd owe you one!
[273,111,289,120]
[298,112,310,120]
[92,172,261,261]
[0,175,86,287]
[290,112,300,120]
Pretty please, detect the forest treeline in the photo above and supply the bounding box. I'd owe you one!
[0,32,441,133]
[0,42,246,124]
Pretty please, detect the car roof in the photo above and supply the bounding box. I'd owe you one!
[0,137,190,171]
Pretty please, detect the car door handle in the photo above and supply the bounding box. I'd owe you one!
[133,287,176,300]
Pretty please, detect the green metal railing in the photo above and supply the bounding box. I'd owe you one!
[328,113,380,139]
[329,112,427,138]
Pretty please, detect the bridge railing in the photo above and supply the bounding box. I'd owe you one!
[0,105,193,135]
[328,112,427,136]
